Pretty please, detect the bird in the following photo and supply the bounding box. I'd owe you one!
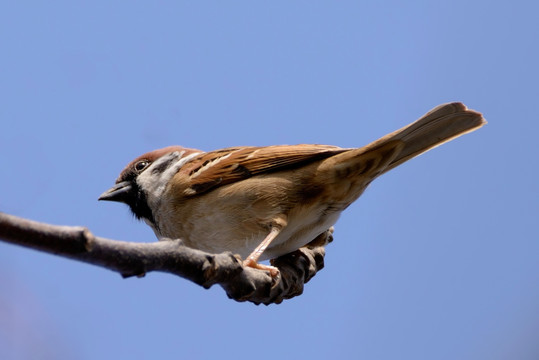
[99,102,485,276]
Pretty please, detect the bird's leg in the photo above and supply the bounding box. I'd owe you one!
[243,219,286,277]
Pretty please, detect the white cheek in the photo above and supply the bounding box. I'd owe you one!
[137,151,201,210]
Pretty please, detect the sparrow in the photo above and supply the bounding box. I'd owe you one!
[99,102,485,276]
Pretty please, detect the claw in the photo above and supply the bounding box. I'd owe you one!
[243,258,280,277]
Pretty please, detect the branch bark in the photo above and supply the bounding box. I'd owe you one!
[0,212,331,305]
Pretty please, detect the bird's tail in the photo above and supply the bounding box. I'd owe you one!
[366,102,485,174]
[322,102,486,184]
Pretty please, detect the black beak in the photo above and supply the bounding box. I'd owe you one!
[98,181,133,203]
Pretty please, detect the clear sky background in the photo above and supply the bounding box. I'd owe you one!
[1,1,538,360]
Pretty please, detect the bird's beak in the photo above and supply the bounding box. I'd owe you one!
[98,181,133,203]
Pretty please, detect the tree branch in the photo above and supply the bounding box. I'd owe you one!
[0,212,331,305]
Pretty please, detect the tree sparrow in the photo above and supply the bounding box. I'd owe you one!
[99,102,485,275]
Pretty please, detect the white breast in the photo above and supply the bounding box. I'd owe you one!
[260,206,342,260]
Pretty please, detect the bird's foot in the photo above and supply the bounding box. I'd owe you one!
[243,258,280,277]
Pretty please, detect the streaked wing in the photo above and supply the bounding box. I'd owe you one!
[181,144,349,195]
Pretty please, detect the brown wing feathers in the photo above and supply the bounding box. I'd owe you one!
[178,102,485,196]
[184,145,349,195]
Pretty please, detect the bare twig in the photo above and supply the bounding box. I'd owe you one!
[0,212,331,305]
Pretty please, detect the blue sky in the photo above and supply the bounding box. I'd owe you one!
[1,1,538,359]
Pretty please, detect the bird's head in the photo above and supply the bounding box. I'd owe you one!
[98,146,202,224]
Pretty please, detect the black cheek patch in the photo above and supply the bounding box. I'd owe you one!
[151,156,175,176]
[125,187,155,225]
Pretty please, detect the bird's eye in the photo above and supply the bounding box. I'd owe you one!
[134,160,150,173]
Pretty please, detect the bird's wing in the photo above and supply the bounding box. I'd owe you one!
[181,144,349,195]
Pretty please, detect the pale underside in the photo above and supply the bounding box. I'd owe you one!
[144,168,349,261]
